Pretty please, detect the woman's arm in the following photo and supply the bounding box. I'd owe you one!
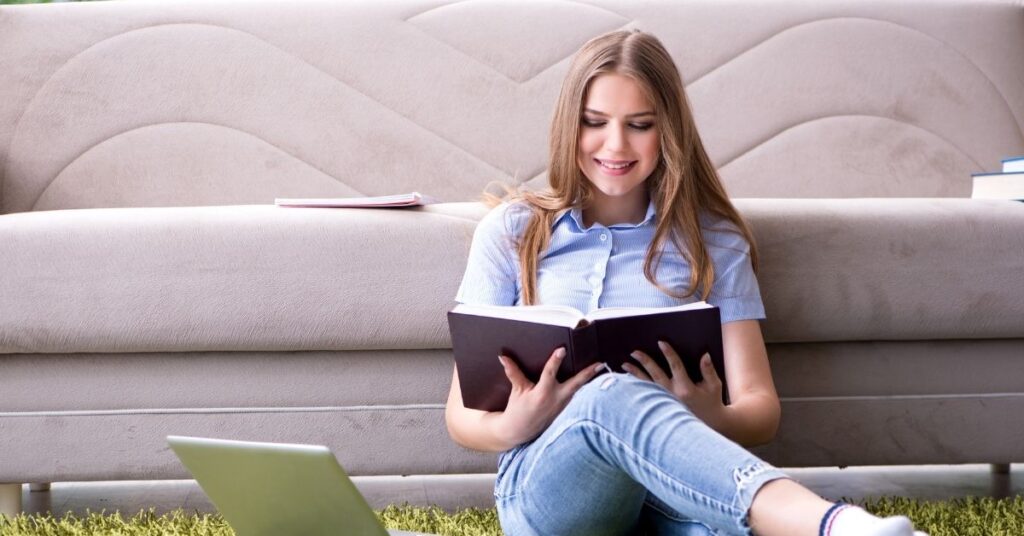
[445,348,602,453]
[626,319,780,447]
[714,319,781,447]
[445,365,518,453]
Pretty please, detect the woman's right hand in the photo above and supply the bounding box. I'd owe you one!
[493,347,604,447]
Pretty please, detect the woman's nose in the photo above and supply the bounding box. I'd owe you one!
[603,124,628,151]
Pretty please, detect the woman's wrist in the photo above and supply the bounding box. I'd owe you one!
[710,398,780,447]
[717,404,742,434]
[691,402,730,434]
[482,411,522,452]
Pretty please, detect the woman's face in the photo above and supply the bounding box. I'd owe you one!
[577,73,660,201]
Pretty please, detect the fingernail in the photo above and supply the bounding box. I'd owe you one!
[556,347,567,358]
[498,355,506,365]
[630,351,641,360]
[594,363,605,373]
[657,340,667,349]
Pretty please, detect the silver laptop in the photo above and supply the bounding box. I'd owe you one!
[168,435,434,536]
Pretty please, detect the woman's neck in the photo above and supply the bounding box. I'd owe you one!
[582,189,649,228]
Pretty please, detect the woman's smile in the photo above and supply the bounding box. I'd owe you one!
[595,158,638,175]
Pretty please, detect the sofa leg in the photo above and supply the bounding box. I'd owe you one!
[28,483,50,492]
[0,483,22,518]
[992,463,1011,475]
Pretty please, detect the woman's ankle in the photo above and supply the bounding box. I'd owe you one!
[747,478,832,536]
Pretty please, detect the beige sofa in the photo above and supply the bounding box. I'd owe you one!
[2,0,1023,515]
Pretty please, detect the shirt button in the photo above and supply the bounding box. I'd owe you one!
[599,233,608,241]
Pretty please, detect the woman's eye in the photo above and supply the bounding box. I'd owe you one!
[581,119,653,131]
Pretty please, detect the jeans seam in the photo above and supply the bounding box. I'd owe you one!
[522,416,742,518]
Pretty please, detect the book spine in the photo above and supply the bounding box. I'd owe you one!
[570,322,600,375]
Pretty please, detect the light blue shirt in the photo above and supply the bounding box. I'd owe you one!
[455,200,765,324]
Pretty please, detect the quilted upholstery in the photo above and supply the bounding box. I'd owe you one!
[2,0,1023,214]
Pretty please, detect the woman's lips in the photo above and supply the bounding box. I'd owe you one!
[595,159,637,176]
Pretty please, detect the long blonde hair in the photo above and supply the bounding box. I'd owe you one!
[489,30,757,306]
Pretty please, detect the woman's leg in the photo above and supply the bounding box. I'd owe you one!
[747,478,831,534]
[494,425,649,535]
[749,480,924,536]
[495,372,788,535]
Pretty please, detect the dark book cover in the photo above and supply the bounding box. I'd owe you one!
[448,305,725,412]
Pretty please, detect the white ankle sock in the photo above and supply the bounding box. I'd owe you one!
[821,504,928,536]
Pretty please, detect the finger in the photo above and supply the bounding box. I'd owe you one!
[657,340,688,382]
[563,361,605,393]
[658,340,695,391]
[498,355,533,391]
[631,350,670,386]
[536,347,566,390]
[622,362,651,381]
[699,353,723,390]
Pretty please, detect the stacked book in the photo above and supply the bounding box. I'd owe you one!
[972,157,1024,200]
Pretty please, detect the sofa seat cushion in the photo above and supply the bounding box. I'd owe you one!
[744,198,1024,343]
[0,203,486,354]
[1,199,1022,354]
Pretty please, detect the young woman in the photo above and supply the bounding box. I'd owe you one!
[446,30,927,536]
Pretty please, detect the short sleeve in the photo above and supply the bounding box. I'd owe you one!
[704,224,766,324]
[454,202,525,306]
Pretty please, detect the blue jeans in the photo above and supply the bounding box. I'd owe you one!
[494,373,789,536]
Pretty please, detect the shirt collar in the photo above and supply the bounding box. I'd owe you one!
[556,199,657,232]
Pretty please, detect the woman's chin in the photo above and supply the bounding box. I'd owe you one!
[593,185,642,199]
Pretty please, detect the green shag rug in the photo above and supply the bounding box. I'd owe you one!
[1,497,1022,535]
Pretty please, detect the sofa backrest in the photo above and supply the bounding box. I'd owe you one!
[1,0,1022,214]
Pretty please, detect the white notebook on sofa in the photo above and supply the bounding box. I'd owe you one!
[275,192,439,208]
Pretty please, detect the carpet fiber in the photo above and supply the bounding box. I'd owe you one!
[1,498,1022,535]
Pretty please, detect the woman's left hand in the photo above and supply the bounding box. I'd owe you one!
[624,340,726,428]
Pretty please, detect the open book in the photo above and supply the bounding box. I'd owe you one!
[448,301,725,411]
[274,192,439,208]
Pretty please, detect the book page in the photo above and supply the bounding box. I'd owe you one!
[584,301,712,322]
[450,303,585,328]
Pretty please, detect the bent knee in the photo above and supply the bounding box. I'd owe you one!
[570,372,694,420]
